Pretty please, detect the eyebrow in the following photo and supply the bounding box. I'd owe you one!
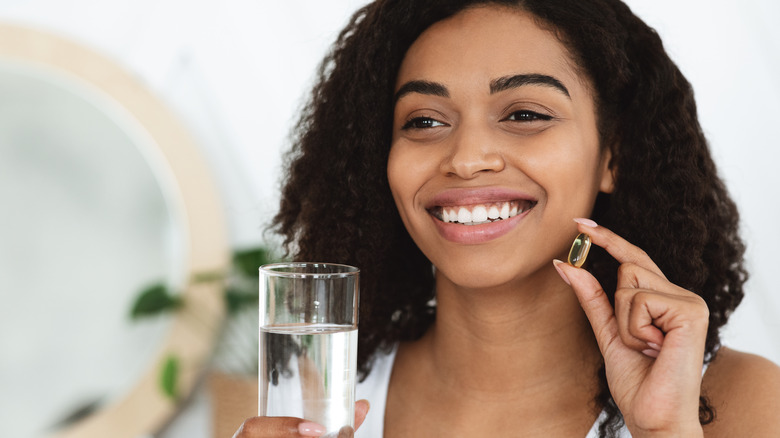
[490,74,570,98]
[394,80,449,102]
[394,73,571,103]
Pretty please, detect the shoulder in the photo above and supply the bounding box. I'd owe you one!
[701,347,780,436]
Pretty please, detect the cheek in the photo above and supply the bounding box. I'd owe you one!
[518,134,604,211]
[386,146,406,202]
[387,145,423,218]
[387,144,437,199]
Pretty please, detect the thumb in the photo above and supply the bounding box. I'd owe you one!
[553,259,618,354]
[355,399,370,430]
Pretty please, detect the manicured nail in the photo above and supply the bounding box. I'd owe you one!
[552,259,571,285]
[642,348,660,359]
[299,422,327,436]
[573,218,598,228]
[647,342,662,351]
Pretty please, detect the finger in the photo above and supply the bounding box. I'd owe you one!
[613,263,673,352]
[355,399,370,430]
[616,262,691,299]
[614,263,703,349]
[573,218,666,279]
[616,285,708,353]
[631,288,709,342]
[298,422,328,437]
[234,416,318,437]
[553,259,618,356]
[614,287,667,351]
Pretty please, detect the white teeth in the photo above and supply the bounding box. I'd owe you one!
[439,201,531,225]
[500,203,510,219]
[457,207,472,224]
[472,205,488,222]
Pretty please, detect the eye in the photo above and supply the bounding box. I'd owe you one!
[504,110,553,122]
[401,116,447,130]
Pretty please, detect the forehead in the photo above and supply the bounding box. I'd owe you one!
[396,6,588,96]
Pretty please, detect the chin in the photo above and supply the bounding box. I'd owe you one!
[434,256,544,292]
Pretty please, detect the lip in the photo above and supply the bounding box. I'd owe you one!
[426,187,537,244]
[426,187,538,209]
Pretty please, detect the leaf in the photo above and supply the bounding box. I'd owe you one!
[160,354,180,400]
[233,246,275,278]
[225,286,259,314]
[129,283,182,320]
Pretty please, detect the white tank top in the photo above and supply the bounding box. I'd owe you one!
[355,345,707,437]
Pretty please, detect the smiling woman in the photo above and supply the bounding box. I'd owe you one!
[235,1,780,437]
[388,8,610,287]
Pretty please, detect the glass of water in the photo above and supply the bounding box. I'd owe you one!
[259,262,359,436]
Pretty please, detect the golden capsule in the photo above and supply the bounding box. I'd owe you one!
[568,233,591,268]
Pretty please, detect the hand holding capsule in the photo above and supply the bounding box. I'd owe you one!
[553,218,708,437]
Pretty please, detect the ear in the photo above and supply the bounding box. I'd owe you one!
[598,147,615,194]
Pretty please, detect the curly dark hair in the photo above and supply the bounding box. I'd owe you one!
[271,0,747,436]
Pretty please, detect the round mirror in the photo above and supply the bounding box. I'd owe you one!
[0,24,229,438]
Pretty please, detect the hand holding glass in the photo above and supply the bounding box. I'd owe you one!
[259,263,359,436]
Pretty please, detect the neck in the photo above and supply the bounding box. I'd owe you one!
[421,264,602,397]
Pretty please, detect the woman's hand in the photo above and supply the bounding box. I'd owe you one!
[553,219,708,437]
[233,400,370,438]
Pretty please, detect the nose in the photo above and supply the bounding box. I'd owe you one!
[440,124,505,179]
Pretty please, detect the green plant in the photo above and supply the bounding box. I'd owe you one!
[129,245,280,399]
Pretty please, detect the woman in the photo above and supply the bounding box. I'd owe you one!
[237,0,780,436]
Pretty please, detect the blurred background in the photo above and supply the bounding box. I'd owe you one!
[0,0,777,437]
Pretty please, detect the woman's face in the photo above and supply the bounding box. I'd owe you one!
[388,6,614,291]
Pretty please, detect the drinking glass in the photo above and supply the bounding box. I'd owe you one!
[259,262,359,436]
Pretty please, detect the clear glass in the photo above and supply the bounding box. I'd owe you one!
[259,263,359,436]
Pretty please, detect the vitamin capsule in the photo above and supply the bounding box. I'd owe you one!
[567,233,591,268]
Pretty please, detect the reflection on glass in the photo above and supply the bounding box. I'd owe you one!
[0,60,182,438]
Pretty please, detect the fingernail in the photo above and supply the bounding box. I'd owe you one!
[573,218,598,228]
[647,342,662,351]
[552,259,571,285]
[642,348,660,359]
[299,422,327,436]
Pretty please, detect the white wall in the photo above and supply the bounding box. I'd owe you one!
[0,0,777,428]
[622,1,780,365]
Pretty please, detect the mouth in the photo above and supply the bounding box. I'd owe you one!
[428,199,537,226]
